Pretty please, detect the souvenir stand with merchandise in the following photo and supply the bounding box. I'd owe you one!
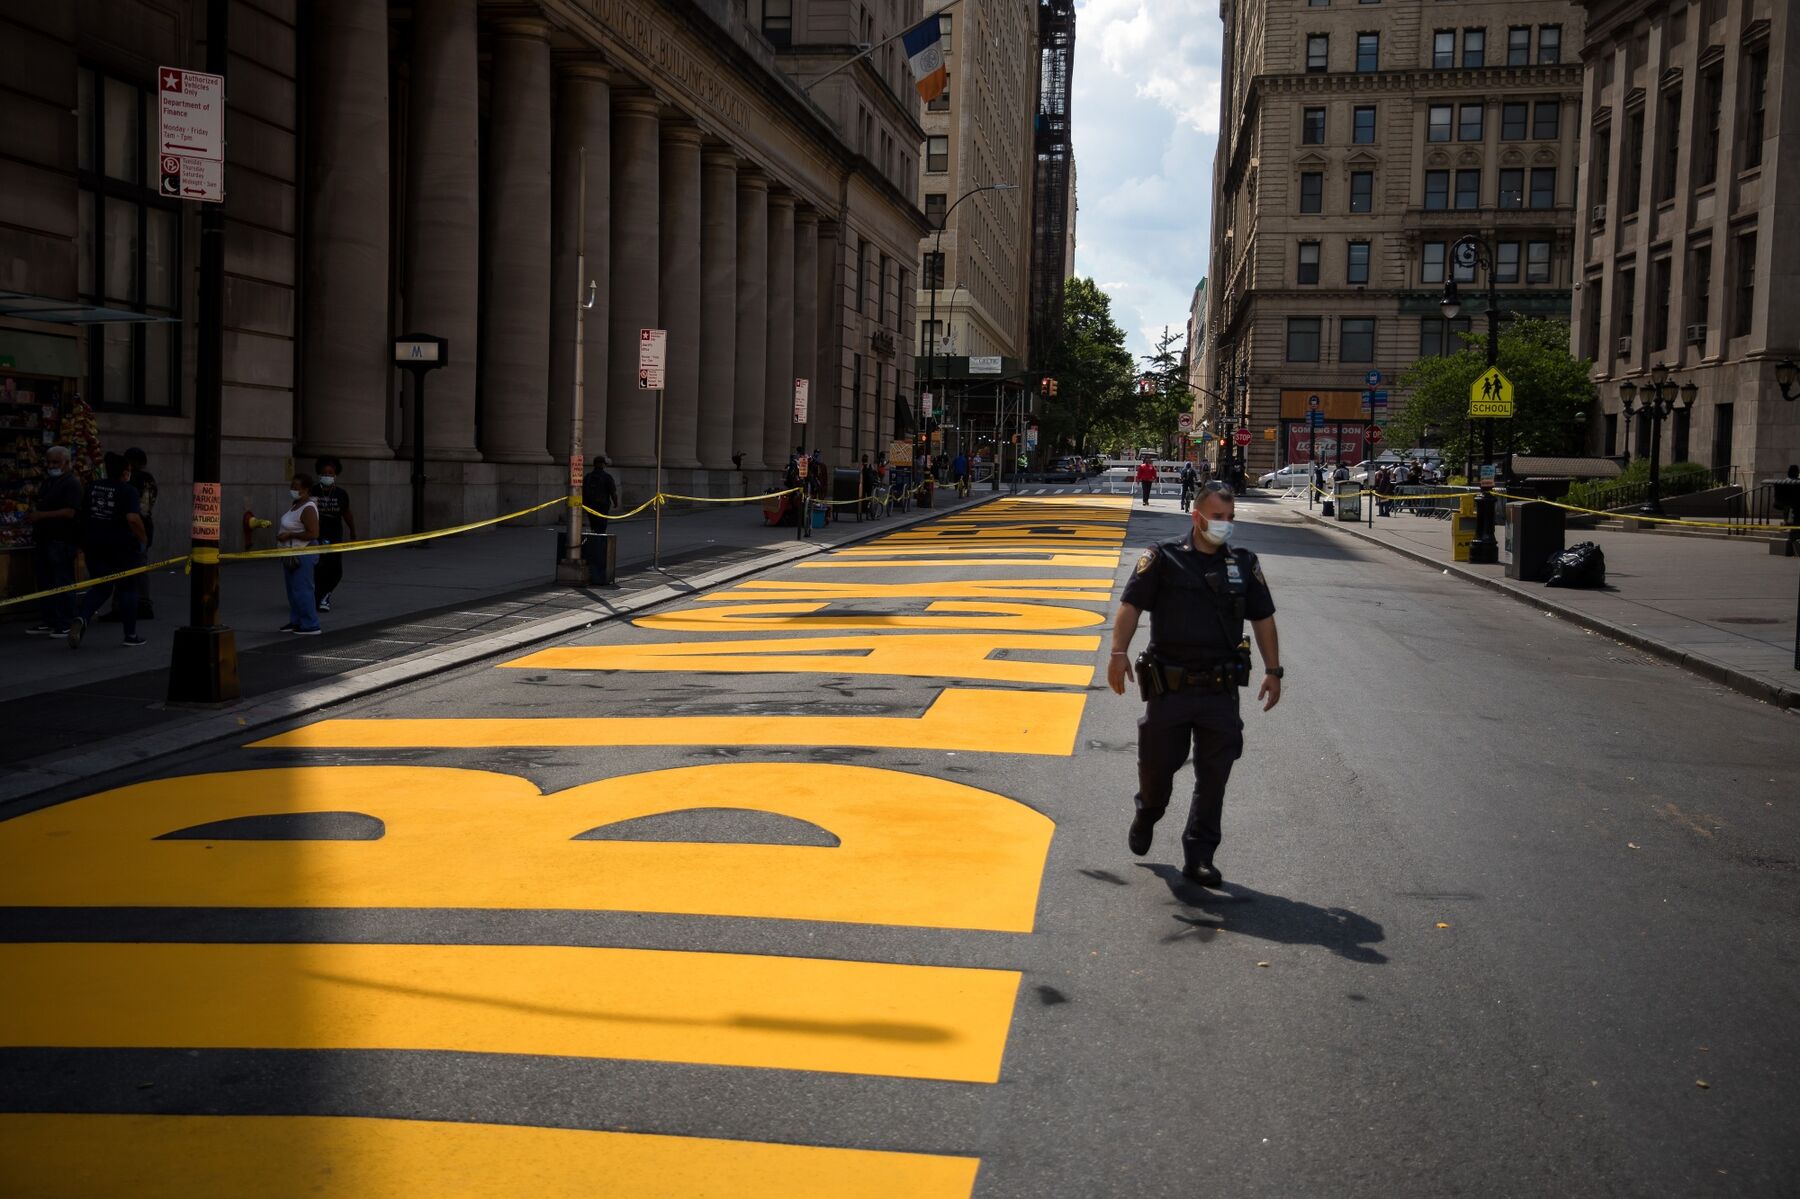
[0,372,73,596]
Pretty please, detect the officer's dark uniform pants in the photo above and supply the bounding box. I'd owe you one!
[1135,686,1244,868]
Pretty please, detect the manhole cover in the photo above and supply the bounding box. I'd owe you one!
[1716,617,1780,625]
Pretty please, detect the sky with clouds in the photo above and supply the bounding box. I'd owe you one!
[1069,0,1223,363]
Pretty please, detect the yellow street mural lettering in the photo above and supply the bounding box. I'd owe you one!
[701,579,1116,602]
[0,1114,981,1199]
[633,600,1104,632]
[503,633,1101,687]
[0,763,1054,930]
[797,553,1121,569]
[252,688,1085,755]
[3,941,1020,1082]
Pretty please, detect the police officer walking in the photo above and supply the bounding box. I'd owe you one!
[1107,481,1283,885]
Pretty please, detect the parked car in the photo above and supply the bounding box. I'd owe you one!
[1257,464,1315,489]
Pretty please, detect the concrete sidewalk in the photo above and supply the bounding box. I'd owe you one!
[0,487,994,803]
[1280,494,1799,710]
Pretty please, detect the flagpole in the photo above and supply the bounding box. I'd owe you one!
[801,0,966,93]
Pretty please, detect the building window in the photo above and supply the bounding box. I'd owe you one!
[1433,31,1454,70]
[927,86,951,112]
[1526,240,1551,284]
[1623,108,1645,213]
[1420,317,1471,357]
[1671,405,1691,464]
[1422,241,1447,284]
[1529,167,1556,208]
[920,319,942,350]
[1495,241,1521,283]
[1340,318,1375,362]
[761,0,792,46]
[1428,105,1453,143]
[1307,34,1329,72]
[1687,244,1712,338]
[1356,32,1379,73]
[1537,25,1561,65]
[1740,47,1767,170]
[1300,172,1324,213]
[1711,403,1733,470]
[1584,275,1604,359]
[1507,27,1530,66]
[1287,317,1322,362]
[1298,242,1321,284]
[1698,65,1723,187]
[926,135,948,172]
[1459,103,1484,141]
[1303,107,1327,144]
[939,11,952,52]
[1533,100,1560,140]
[1733,231,1756,337]
[1424,171,1449,210]
[1603,412,1617,456]
[77,67,180,411]
[1455,169,1481,209]
[1619,268,1636,342]
[857,239,869,312]
[1594,125,1612,203]
[923,250,943,289]
[1650,257,1672,353]
[1501,102,1527,140]
[1498,168,1524,209]
[1347,240,1370,284]
[1462,28,1485,69]
[1350,171,1373,213]
[924,193,946,225]
[1656,90,1682,202]
[1353,105,1377,144]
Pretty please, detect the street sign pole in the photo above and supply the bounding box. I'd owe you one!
[638,328,669,569]
[168,0,236,705]
[560,147,596,585]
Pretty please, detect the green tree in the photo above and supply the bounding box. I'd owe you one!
[1391,318,1595,470]
[1037,277,1136,460]
[1130,326,1196,456]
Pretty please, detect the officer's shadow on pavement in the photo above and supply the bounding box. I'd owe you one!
[1138,864,1388,964]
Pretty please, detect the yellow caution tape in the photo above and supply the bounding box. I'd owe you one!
[578,495,661,522]
[0,553,193,611]
[190,547,221,565]
[1492,490,1800,532]
[219,498,570,561]
[658,487,801,505]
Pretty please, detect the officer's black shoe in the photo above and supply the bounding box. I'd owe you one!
[1181,861,1223,888]
[1128,814,1155,856]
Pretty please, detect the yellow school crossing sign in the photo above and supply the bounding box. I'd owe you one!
[1470,366,1515,418]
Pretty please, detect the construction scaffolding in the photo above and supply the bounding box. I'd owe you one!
[1027,0,1075,369]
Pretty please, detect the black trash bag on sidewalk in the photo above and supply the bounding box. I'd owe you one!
[1544,541,1606,589]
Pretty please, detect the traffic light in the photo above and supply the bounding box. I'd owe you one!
[1049,379,1059,396]
[1040,376,1052,394]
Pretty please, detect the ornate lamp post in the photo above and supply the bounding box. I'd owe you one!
[922,183,1016,470]
[1439,234,1502,563]
[1619,361,1697,515]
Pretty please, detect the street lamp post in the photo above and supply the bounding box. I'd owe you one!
[1619,362,1697,516]
[924,182,1016,477]
[1439,234,1503,563]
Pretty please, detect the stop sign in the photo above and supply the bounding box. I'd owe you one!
[1367,425,1384,444]
[1233,428,1252,447]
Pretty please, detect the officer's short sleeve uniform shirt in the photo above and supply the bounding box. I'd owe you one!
[1121,536,1275,665]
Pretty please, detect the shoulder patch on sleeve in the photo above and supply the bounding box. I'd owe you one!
[1134,547,1158,574]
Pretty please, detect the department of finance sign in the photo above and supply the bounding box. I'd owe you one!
[638,328,667,390]
[157,66,225,202]
[1469,366,1515,418]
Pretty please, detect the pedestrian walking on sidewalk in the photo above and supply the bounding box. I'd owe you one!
[27,445,82,636]
[1374,465,1393,517]
[273,473,322,635]
[67,452,147,650]
[1107,481,1283,887]
[583,454,618,517]
[100,447,158,623]
[1179,461,1198,512]
[311,456,357,613]
[1135,458,1157,506]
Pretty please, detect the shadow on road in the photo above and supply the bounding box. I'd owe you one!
[1138,864,1388,964]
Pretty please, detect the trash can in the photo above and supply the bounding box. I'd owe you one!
[1504,500,1565,582]
[582,530,617,585]
[831,467,863,521]
[1334,479,1361,521]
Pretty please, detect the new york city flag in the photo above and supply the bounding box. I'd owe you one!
[902,16,948,104]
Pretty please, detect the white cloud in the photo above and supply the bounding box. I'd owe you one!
[1069,0,1221,360]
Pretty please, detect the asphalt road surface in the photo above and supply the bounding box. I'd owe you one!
[2,494,1796,1197]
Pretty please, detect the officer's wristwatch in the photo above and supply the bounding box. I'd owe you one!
[1265,666,1285,679]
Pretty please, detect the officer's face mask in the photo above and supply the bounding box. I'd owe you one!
[1197,518,1234,547]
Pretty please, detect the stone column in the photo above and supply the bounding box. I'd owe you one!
[733,169,769,471]
[478,19,553,463]
[793,207,819,455]
[658,121,704,469]
[763,190,796,472]
[548,61,610,460]
[698,147,738,471]
[300,0,391,456]
[401,0,480,461]
[607,90,660,466]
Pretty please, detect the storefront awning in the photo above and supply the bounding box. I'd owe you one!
[0,292,180,325]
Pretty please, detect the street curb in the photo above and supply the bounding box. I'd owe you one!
[0,492,1004,807]
[1285,502,1798,714]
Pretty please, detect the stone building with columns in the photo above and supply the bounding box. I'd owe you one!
[0,0,929,539]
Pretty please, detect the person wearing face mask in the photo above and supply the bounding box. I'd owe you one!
[311,456,357,612]
[1107,480,1283,887]
[67,452,148,649]
[275,473,323,635]
[26,445,83,636]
